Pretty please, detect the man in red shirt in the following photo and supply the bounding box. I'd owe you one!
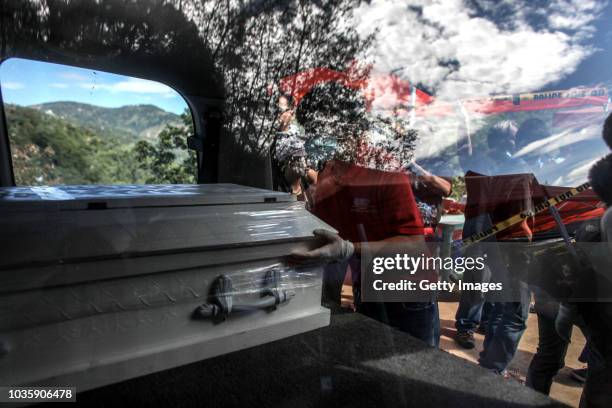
[312,160,424,243]
[293,158,439,346]
[289,81,439,346]
[456,170,539,375]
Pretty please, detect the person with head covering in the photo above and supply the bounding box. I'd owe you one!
[271,94,317,199]
[291,81,439,347]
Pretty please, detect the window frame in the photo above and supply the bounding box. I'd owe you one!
[0,57,199,187]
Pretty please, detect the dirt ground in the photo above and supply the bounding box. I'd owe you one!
[341,286,586,407]
[437,302,586,407]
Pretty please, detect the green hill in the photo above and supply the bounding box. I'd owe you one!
[6,104,146,185]
[29,101,181,142]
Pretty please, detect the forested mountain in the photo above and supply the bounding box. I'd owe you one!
[30,102,181,142]
[5,104,195,186]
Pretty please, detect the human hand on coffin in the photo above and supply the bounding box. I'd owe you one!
[289,229,354,265]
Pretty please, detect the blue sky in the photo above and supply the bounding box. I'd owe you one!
[0,58,189,114]
[552,2,612,90]
[351,0,612,184]
[355,0,612,100]
[1,1,611,113]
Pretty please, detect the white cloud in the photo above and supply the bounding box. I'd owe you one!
[50,83,69,89]
[515,122,602,158]
[107,78,174,95]
[353,0,603,100]
[351,0,607,173]
[58,71,91,81]
[554,156,601,186]
[548,0,606,30]
[79,78,177,97]
[2,81,25,90]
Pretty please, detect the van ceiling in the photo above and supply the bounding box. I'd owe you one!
[0,0,225,100]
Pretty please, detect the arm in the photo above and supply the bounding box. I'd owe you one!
[353,234,424,256]
[520,219,533,242]
[418,174,452,197]
[409,161,452,197]
[289,229,424,264]
[278,110,294,132]
[293,168,425,264]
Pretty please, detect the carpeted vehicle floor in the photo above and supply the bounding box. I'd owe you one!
[78,309,567,407]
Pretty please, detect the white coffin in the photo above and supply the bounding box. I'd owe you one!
[0,184,331,392]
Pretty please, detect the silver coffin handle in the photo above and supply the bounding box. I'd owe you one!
[193,270,295,322]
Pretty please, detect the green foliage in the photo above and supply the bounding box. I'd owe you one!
[4,0,374,187]
[6,104,195,186]
[450,176,466,202]
[7,104,110,185]
[133,111,197,184]
[31,102,181,142]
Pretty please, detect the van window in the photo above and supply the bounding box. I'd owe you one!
[0,58,196,185]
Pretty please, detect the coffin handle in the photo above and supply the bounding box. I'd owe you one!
[193,271,294,322]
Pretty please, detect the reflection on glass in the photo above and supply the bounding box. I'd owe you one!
[0,58,194,186]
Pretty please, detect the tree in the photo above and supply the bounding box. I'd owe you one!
[133,110,196,184]
[178,0,375,182]
[3,1,422,186]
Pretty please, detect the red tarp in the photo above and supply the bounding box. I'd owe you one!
[464,172,543,240]
[279,65,609,117]
[278,66,433,109]
[504,185,604,239]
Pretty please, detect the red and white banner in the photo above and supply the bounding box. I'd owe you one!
[278,65,609,118]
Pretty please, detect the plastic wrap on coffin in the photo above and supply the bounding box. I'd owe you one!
[0,184,332,391]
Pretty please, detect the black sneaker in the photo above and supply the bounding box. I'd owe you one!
[570,367,587,383]
[455,331,476,349]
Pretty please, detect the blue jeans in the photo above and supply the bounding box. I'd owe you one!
[432,301,441,348]
[526,300,571,395]
[394,302,439,348]
[481,302,493,326]
[478,281,530,373]
[357,300,439,348]
[455,213,493,333]
[352,256,440,348]
[455,267,491,333]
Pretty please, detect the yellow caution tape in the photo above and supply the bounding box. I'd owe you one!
[462,182,591,246]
